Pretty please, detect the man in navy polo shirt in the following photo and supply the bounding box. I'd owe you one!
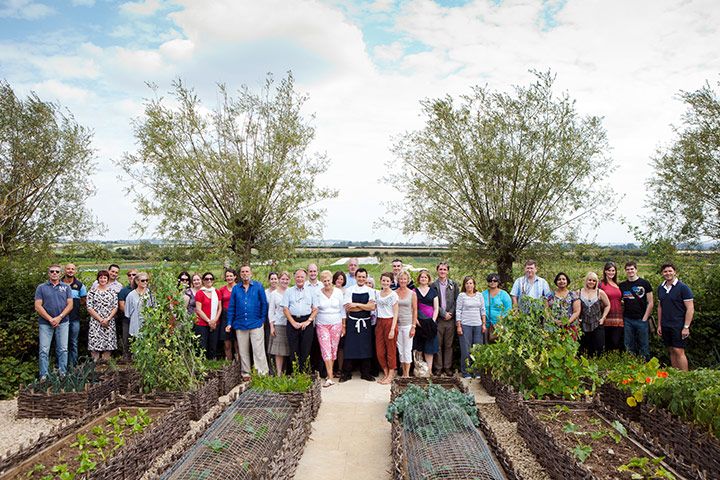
[35,264,73,377]
[657,263,694,371]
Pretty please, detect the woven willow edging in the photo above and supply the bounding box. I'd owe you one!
[123,374,221,421]
[17,371,120,419]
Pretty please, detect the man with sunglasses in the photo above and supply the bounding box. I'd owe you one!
[35,265,73,378]
[117,268,139,360]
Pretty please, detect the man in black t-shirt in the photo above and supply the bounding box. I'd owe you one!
[619,261,654,361]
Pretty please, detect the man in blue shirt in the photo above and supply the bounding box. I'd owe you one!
[510,260,551,314]
[226,264,268,379]
[35,264,73,377]
[281,268,318,372]
[345,258,359,288]
[657,263,694,371]
[61,263,86,368]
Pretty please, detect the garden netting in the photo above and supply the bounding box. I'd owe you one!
[403,399,504,480]
[161,390,294,480]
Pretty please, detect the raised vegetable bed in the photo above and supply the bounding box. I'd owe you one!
[123,374,221,421]
[1,399,191,480]
[517,400,685,480]
[159,374,322,480]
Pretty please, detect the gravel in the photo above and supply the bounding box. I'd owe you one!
[0,398,66,458]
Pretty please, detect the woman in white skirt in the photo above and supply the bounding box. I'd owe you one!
[395,270,417,377]
[268,271,291,374]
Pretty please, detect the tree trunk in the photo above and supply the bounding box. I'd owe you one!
[495,252,515,290]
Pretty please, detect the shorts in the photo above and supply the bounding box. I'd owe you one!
[662,325,688,349]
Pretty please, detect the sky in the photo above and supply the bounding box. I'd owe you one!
[1,0,719,245]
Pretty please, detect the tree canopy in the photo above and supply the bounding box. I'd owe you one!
[119,72,337,263]
[0,80,96,257]
[388,71,612,282]
[648,79,720,241]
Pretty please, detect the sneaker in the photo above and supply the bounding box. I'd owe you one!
[462,374,472,379]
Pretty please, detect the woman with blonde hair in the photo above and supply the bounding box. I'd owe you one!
[268,271,291,374]
[314,270,345,386]
[395,270,417,377]
[413,269,439,376]
[578,272,611,357]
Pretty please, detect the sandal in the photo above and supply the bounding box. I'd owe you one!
[324,379,335,387]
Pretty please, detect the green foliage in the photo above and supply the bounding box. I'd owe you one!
[645,368,720,438]
[647,79,720,241]
[387,70,613,282]
[385,384,478,425]
[0,356,37,399]
[131,268,206,392]
[0,80,98,258]
[119,72,337,264]
[249,360,312,393]
[470,304,598,400]
[26,360,98,393]
[618,457,676,479]
[591,353,669,406]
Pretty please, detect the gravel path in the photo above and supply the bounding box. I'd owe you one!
[0,398,66,458]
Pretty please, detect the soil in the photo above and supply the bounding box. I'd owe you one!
[530,405,668,479]
[11,407,166,479]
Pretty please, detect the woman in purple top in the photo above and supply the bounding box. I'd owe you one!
[412,269,439,375]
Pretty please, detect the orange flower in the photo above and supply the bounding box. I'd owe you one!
[657,371,668,378]
[646,377,652,384]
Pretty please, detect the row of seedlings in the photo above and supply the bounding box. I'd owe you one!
[158,372,322,480]
[387,376,506,480]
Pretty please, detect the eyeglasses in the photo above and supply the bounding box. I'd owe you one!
[49,269,61,274]
[137,278,148,283]
[203,277,214,281]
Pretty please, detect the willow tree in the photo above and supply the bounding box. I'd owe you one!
[120,72,336,263]
[389,71,612,283]
[0,80,96,257]
[648,79,720,241]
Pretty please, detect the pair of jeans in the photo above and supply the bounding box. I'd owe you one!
[459,324,483,376]
[624,317,650,361]
[68,320,80,368]
[39,321,69,377]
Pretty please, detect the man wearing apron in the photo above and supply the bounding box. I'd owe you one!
[339,268,377,382]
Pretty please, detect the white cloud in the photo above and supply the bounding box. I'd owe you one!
[120,0,162,16]
[32,80,91,102]
[159,37,194,61]
[112,46,165,74]
[373,41,404,62]
[0,0,54,19]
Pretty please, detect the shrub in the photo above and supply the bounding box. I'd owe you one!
[249,361,312,393]
[469,299,599,400]
[0,356,37,399]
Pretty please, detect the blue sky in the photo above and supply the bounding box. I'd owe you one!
[2,0,720,244]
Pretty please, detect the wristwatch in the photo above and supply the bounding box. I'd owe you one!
[683,325,690,329]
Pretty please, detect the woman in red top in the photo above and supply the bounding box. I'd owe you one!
[599,262,624,351]
[218,269,238,361]
[195,272,222,360]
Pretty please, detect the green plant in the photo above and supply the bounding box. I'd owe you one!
[249,360,312,393]
[571,440,592,462]
[26,360,98,394]
[244,425,269,441]
[202,439,229,452]
[618,457,676,479]
[385,384,478,425]
[131,268,206,392]
[470,304,599,400]
[0,356,37,399]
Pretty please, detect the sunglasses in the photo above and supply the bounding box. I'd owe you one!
[488,279,499,283]
[203,277,214,281]
[179,277,189,281]
[49,269,61,274]
[137,278,148,283]
[128,273,137,277]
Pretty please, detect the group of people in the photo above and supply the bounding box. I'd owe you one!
[511,259,694,370]
[33,257,695,380]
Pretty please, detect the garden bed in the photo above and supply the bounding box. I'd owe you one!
[17,371,120,419]
[1,399,191,480]
[389,374,468,402]
[388,380,506,480]
[123,374,221,421]
[517,400,684,480]
[158,375,321,480]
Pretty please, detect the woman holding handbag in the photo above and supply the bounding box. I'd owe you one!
[481,273,512,344]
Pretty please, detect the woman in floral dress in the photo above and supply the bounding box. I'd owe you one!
[87,270,119,361]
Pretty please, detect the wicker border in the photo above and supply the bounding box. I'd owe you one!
[475,407,522,480]
[389,374,468,402]
[0,398,192,479]
[17,371,120,419]
[122,375,220,421]
[598,382,641,421]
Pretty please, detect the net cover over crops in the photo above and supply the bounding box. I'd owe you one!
[403,399,504,480]
[162,390,294,480]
